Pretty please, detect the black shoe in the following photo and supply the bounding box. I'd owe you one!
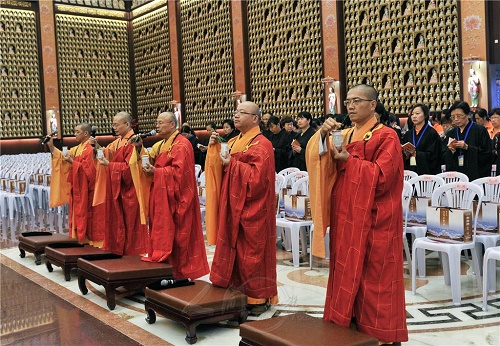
[247,302,269,316]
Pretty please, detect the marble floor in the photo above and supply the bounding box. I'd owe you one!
[1,210,499,345]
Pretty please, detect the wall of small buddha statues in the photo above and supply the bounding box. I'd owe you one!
[0,0,490,146]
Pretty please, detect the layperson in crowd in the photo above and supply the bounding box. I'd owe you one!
[180,125,203,167]
[440,109,453,137]
[138,112,209,279]
[401,104,442,175]
[198,121,217,168]
[375,101,402,139]
[267,116,293,173]
[291,111,315,171]
[205,101,278,315]
[490,108,500,174]
[443,101,492,180]
[280,116,295,134]
[95,112,149,255]
[306,84,408,344]
[260,111,272,138]
[474,107,495,139]
[431,111,444,136]
[221,118,239,142]
[47,123,104,246]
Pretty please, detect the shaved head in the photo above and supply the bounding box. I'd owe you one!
[349,84,378,101]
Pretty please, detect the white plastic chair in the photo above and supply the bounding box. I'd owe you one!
[404,170,418,181]
[482,246,500,311]
[471,177,500,275]
[275,174,286,217]
[402,180,413,276]
[194,164,202,179]
[407,175,445,276]
[276,176,312,268]
[437,171,469,184]
[411,182,484,306]
[277,167,300,177]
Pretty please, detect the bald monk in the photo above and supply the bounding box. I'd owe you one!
[306,84,408,344]
[95,111,150,255]
[205,101,278,315]
[47,123,104,246]
[138,112,209,279]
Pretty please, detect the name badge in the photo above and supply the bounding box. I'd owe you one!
[410,156,417,166]
[458,155,464,167]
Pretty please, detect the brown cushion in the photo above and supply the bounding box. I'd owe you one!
[240,313,378,346]
[19,234,79,249]
[77,255,173,281]
[145,280,247,317]
[45,245,107,263]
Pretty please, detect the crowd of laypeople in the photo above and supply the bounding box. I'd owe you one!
[183,101,498,179]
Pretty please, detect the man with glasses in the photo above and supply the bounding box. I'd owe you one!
[443,101,492,180]
[205,101,278,316]
[46,123,105,247]
[95,111,149,255]
[306,84,408,344]
[137,112,209,279]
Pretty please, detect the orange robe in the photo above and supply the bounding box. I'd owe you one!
[101,132,150,255]
[308,118,408,342]
[208,127,278,303]
[142,131,209,280]
[50,141,104,245]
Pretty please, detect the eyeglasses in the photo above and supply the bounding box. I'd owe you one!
[450,113,467,120]
[343,98,374,107]
[233,109,257,116]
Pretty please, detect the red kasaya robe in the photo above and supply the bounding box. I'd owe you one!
[50,141,104,245]
[103,143,148,255]
[143,132,209,280]
[67,142,105,243]
[209,127,278,301]
[311,122,408,342]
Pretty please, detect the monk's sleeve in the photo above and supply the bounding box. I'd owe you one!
[129,147,151,224]
[49,148,72,208]
[205,143,222,245]
[305,131,336,258]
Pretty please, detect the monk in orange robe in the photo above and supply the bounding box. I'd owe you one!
[139,112,209,279]
[47,123,104,246]
[95,112,149,255]
[206,101,278,314]
[306,84,408,344]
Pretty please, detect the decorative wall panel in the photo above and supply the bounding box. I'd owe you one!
[133,5,172,131]
[54,0,126,10]
[55,14,131,135]
[180,0,234,129]
[344,0,460,114]
[247,0,324,118]
[0,8,43,139]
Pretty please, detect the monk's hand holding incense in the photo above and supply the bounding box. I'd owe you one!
[97,157,109,166]
[208,132,218,146]
[320,117,341,139]
[331,142,350,162]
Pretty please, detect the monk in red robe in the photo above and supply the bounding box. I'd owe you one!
[47,123,104,246]
[306,84,408,344]
[206,101,278,315]
[139,112,209,279]
[96,112,149,255]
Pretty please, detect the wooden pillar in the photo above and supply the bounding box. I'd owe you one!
[38,0,61,137]
[230,0,249,102]
[167,0,184,120]
[460,0,488,108]
[320,0,342,114]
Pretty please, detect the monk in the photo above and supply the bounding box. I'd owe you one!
[138,112,209,279]
[47,123,104,246]
[206,101,278,315]
[95,112,149,255]
[306,84,408,344]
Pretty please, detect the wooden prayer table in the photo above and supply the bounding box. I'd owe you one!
[18,232,79,265]
[239,313,378,346]
[44,243,108,281]
[77,255,173,310]
[144,280,248,344]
